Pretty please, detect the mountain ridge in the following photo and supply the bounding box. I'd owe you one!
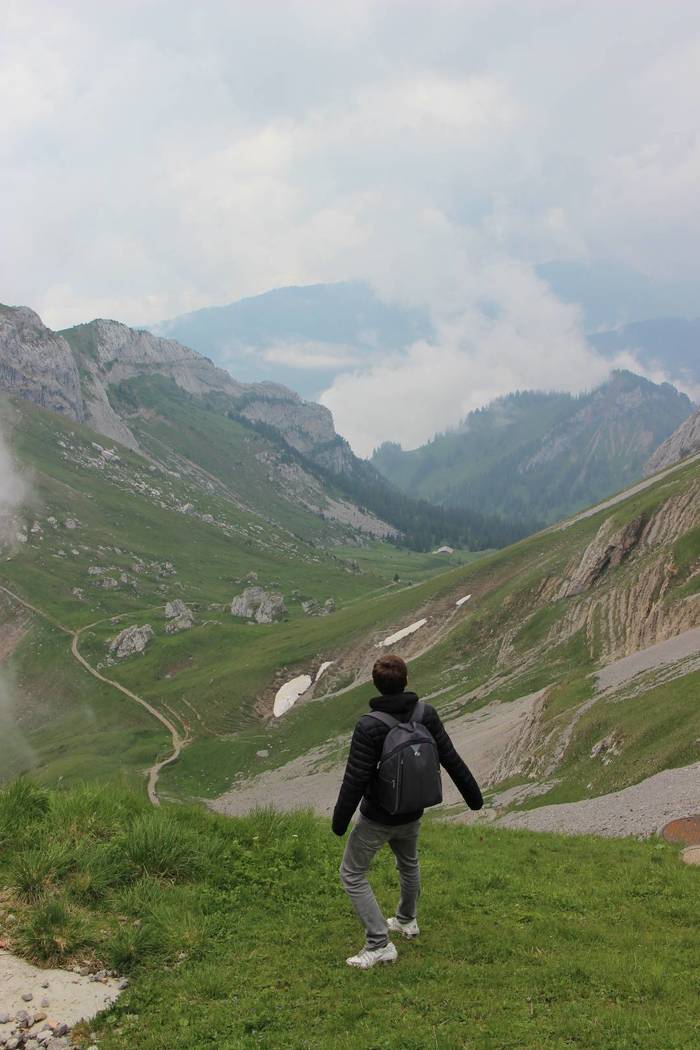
[371,370,694,524]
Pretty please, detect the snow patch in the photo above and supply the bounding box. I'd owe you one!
[315,661,333,682]
[456,594,472,607]
[273,674,313,717]
[379,619,427,647]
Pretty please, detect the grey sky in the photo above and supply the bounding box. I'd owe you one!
[2,1,699,453]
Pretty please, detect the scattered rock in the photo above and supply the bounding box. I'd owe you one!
[21,992,33,1002]
[164,600,194,634]
[230,586,286,624]
[64,518,81,530]
[255,749,269,759]
[590,733,622,764]
[323,598,336,615]
[108,624,154,658]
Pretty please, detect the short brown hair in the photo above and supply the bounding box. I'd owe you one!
[372,654,408,695]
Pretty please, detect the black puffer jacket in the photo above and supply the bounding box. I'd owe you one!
[332,691,483,836]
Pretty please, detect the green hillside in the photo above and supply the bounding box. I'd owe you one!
[2,781,699,1050]
[0,394,481,790]
[1,384,698,817]
[372,372,694,524]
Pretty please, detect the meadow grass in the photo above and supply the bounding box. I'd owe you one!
[1,781,699,1050]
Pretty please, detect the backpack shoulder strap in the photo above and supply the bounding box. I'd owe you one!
[365,711,400,729]
[412,701,425,724]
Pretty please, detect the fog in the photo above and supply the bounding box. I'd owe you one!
[0,421,32,775]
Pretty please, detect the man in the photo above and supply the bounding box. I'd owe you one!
[332,653,483,969]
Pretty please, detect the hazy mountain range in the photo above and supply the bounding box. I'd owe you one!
[151,277,700,400]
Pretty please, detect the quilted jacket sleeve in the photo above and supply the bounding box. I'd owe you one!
[424,705,484,810]
[332,721,376,835]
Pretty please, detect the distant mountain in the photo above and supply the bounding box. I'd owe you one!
[151,282,432,398]
[0,303,528,551]
[371,371,694,525]
[589,318,700,387]
[152,279,699,399]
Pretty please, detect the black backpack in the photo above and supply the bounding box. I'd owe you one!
[367,702,443,815]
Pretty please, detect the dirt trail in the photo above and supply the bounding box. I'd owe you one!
[0,584,185,805]
[70,623,188,805]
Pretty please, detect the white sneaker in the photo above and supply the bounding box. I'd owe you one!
[346,942,398,969]
[387,916,420,938]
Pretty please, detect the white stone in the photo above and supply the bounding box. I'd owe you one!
[456,594,472,607]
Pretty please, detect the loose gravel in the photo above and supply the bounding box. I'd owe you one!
[498,761,700,838]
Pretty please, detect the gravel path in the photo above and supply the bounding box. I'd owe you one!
[0,584,187,807]
[498,762,700,838]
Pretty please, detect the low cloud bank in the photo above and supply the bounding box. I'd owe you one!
[0,422,33,776]
[320,258,631,457]
[0,426,26,540]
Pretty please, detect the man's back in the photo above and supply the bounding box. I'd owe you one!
[332,689,483,834]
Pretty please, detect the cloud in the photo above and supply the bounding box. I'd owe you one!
[0,420,26,544]
[2,0,699,332]
[261,342,360,370]
[1,0,699,449]
[0,416,33,773]
[320,259,619,455]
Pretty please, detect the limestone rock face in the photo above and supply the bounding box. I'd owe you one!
[559,515,645,598]
[236,387,354,470]
[165,599,194,633]
[646,409,700,475]
[0,305,84,421]
[230,586,287,624]
[109,624,154,658]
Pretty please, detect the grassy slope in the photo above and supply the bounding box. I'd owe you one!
[2,782,699,1050]
[1,397,475,788]
[159,455,699,805]
[3,393,698,811]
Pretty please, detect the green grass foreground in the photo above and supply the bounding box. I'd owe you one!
[1,781,699,1050]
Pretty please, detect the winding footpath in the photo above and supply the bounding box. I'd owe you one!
[0,584,186,805]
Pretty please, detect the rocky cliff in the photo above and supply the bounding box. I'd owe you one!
[645,408,700,475]
[0,305,84,421]
[0,306,354,470]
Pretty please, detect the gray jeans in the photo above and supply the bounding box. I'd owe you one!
[339,814,421,949]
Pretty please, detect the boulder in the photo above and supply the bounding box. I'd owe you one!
[230,586,286,624]
[108,624,154,658]
[164,599,194,633]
